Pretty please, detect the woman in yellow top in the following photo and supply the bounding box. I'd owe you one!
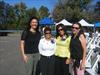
[55,24,71,75]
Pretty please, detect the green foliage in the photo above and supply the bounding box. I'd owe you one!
[0,1,50,30]
[94,1,100,22]
[39,6,50,19]
[27,7,38,18]
[52,0,94,23]
[0,0,96,30]
[0,1,11,29]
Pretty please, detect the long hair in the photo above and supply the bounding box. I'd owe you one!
[26,16,39,32]
[56,23,68,38]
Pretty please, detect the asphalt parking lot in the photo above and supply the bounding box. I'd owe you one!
[0,33,25,75]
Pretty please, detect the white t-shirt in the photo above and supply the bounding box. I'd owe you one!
[38,38,56,56]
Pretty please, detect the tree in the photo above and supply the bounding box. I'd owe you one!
[94,1,100,22]
[0,1,11,29]
[0,1,13,35]
[39,6,50,19]
[27,7,38,18]
[14,2,27,29]
[52,0,93,22]
[6,5,16,29]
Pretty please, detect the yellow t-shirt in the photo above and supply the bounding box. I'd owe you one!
[55,36,71,58]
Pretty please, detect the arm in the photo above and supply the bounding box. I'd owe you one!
[79,34,87,69]
[20,40,28,63]
[66,37,71,64]
[38,39,43,55]
[20,30,28,63]
[20,40,25,56]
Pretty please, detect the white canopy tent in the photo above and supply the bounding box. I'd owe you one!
[79,19,94,27]
[56,19,72,26]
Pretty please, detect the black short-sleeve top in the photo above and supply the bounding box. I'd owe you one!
[21,30,41,54]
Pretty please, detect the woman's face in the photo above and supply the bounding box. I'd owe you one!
[72,24,80,35]
[30,19,38,29]
[58,27,65,36]
[45,31,51,39]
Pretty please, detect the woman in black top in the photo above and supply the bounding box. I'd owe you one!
[20,16,41,75]
[70,23,86,75]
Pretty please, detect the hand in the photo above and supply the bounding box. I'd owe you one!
[80,61,85,70]
[66,58,71,64]
[22,54,28,63]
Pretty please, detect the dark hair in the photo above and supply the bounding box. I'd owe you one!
[56,23,68,38]
[44,26,51,34]
[26,16,39,32]
[72,22,86,38]
[72,22,82,29]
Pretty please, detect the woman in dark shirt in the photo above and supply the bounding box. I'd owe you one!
[70,23,86,75]
[20,16,41,75]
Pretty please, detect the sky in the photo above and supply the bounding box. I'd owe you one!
[3,0,100,12]
[3,0,58,12]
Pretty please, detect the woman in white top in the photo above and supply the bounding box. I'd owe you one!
[38,26,56,75]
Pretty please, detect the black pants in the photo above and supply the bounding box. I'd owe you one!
[40,55,55,75]
[98,62,100,74]
[35,60,41,75]
[55,56,71,75]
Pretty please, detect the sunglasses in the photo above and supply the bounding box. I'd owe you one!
[45,32,51,34]
[58,29,63,32]
[72,27,79,30]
